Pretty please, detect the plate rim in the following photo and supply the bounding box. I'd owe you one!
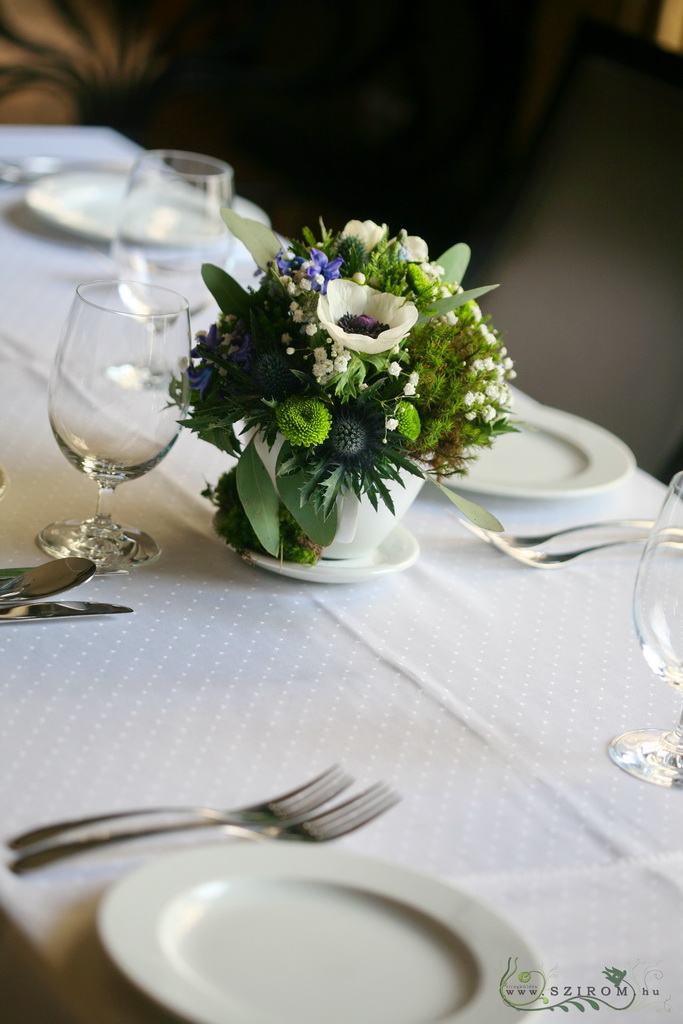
[450,401,635,499]
[25,170,269,241]
[98,842,537,1024]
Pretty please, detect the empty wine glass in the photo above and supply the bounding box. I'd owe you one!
[609,470,683,785]
[37,280,191,570]
[111,149,234,313]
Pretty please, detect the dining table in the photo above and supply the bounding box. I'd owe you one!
[0,124,680,1024]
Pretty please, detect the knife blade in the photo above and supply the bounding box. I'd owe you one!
[0,602,133,621]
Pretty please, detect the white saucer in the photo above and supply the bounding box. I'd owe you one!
[98,843,537,1024]
[229,523,420,583]
[451,401,635,499]
[25,170,270,242]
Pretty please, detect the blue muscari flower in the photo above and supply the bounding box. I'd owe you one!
[186,362,213,399]
[228,334,253,372]
[186,324,253,399]
[187,323,223,398]
[306,247,343,294]
[276,250,307,275]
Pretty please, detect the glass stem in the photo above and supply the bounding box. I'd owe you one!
[662,704,683,762]
[672,705,683,753]
[93,481,117,530]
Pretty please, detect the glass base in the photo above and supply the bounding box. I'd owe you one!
[609,728,683,787]
[37,518,160,570]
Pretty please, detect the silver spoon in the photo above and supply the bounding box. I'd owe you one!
[0,558,97,603]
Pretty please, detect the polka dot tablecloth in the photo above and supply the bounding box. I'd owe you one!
[0,128,679,1024]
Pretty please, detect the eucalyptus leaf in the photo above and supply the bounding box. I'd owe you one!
[236,439,281,556]
[428,476,504,531]
[435,242,471,285]
[416,284,499,324]
[276,459,339,546]
[221,208,282,270]
[201,264,251,317]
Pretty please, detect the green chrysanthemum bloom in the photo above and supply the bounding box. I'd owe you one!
[396,401,421,440]
[276,396,332,448]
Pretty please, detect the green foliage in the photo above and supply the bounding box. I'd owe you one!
[405,263,434,298]
[201,264,252,318]
[220,210,281,271]
[427,477,503,531]
[209,470,323,565]
[406,308,511,474]
[435,242,471,285]
[235,438,280,556]
[416,284,499,323]
[364,242,411,296]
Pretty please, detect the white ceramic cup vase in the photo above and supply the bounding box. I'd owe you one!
[252,432,424,560]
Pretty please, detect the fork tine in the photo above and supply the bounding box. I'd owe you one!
[7,764,353,851]
[300,783,400,841]
[265,764,354,817]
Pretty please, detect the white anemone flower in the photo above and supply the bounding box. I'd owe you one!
[341,219,387,253]
[317,279,418,355]
[403,235,429,261]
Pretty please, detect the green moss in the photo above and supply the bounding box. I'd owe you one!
[208,468,323,565]
[405,308,508,474]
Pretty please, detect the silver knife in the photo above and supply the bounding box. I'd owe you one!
[0,602,133,621]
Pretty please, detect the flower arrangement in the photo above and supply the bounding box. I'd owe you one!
[179,211,516,563]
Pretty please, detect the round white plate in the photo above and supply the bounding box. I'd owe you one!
[451,402,635,499]
[230,523,419,583]
[98,843,536,1024]
[25,170,270,241]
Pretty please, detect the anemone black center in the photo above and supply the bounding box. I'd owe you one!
[337,312,389,339]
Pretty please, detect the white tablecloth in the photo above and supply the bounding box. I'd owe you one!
[0,126,678,1023]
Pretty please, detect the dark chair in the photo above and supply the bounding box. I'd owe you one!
[472,21,683,481]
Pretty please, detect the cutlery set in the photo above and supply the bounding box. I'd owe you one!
[0,518,653,622]
[2,520,654,870]
[0,557,132,620]
[7,765,399,873]
[453,515,653,567]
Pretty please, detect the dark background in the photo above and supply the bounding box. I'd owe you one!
[0,0,668,249]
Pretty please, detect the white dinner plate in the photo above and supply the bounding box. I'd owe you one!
[227,523,420,583]
[451,401,635,499]
[25,170,270,241]
[98,843,536,1024]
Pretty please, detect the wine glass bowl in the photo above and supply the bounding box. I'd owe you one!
[37,280,191,570]
[111,149,234,313]
[609,470,683,785]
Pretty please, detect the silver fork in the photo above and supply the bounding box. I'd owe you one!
[10,783,399,874]
[454,515,653,568]
[7,764,352,850]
